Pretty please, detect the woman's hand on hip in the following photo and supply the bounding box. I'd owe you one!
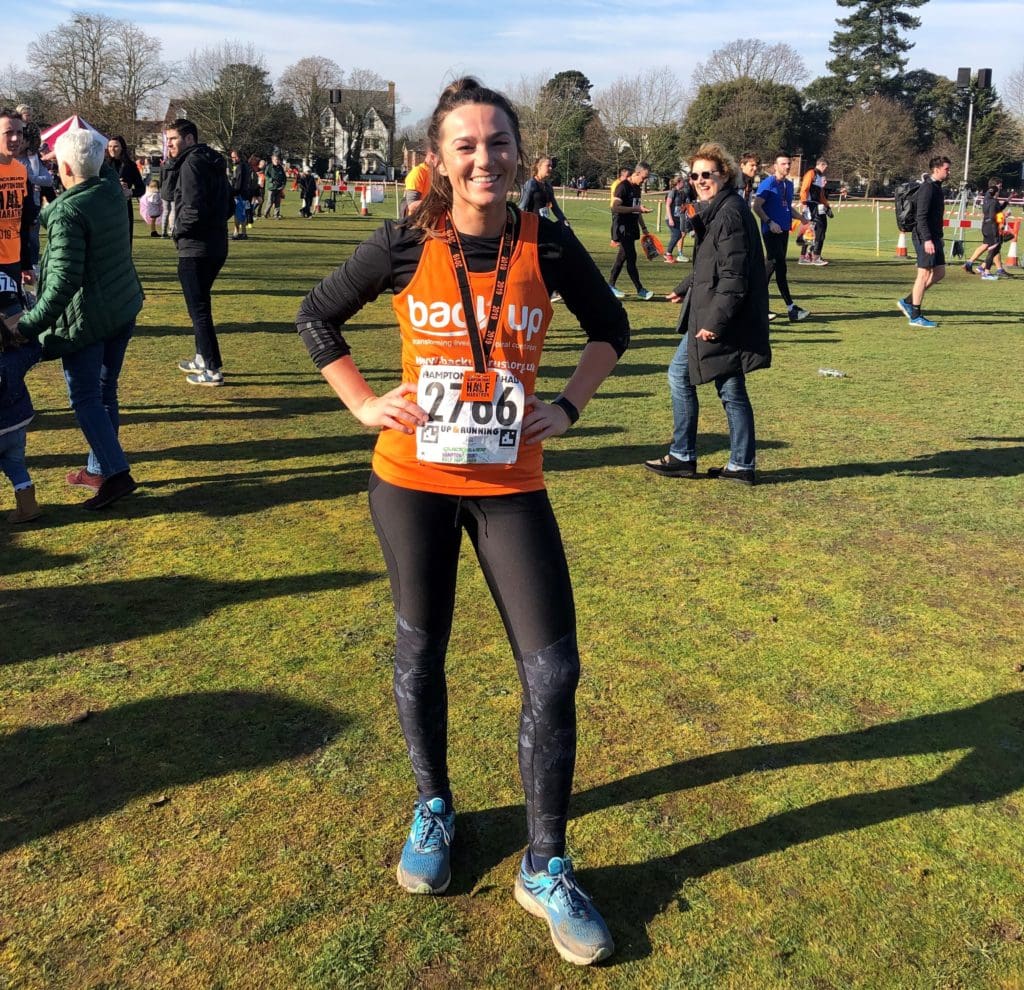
[522,396,571,444]
[354,382,428,434]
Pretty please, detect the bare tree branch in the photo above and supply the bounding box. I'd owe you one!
[692,39,807,89]
[279,56,343,164]
[826,95,915,195]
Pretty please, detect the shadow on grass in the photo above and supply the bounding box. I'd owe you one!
[544,436,789,473]
[453,691,1024,963]
[0,691,347,853]
[2,569,377,665]
[760,445,1024,483]
[0,542,84,577]
[28,433,375,471]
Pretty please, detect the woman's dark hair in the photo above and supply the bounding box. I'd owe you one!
[410,77,526,236]
[106,134,130,160]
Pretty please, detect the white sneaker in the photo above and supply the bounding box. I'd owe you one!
[609,284,625,299]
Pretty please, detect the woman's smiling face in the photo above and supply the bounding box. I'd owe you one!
[436,103,518,222]
[691,159,724,202]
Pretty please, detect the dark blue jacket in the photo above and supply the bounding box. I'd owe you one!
[0,340,42,433]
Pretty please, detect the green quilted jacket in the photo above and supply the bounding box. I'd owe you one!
[19,174,143,358]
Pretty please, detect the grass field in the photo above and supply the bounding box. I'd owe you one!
[2,191,1023,990]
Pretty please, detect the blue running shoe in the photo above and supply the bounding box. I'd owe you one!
[896,297,912,319]
[397,797,454,894]
[514,854,614,966]
[608,284,625,299]
[979,272,999,281]
[908,315,937,328]
[636,288,655,301]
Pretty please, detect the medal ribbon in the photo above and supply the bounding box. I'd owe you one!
[444,207,516,375]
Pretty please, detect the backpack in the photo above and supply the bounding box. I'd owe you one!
[894,179,921,232]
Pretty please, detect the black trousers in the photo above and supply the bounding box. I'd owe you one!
[762,231,794,307]
[368,474,580,860]
[177,254,226,370]
[609,237,642,291]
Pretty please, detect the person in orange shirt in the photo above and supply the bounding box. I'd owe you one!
[798,156,832,265]
[0,110,29,307]
[296,77,628,966]
[399,150,436,218]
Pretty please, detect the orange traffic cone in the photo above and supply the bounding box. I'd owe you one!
[1004,219,1020,267]
[360,189,368,216]
[895,231,907,257]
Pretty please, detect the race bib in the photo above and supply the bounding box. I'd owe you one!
[416,365,525,465]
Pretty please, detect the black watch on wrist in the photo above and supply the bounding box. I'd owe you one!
[552,395,580,425]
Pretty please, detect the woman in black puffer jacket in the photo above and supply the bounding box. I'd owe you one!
[645,141,771,486]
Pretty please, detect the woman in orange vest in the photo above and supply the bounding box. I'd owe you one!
[296,77,628,966]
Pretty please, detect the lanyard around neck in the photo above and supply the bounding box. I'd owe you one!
[444,208,516,374]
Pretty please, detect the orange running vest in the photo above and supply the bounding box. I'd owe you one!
[373,211,553,496]
[0,160,28,266]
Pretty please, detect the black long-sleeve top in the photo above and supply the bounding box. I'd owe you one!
[296,210,630,369]
[982,188,1009,223]
[914,176,946,242]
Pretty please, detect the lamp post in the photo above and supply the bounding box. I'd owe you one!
[329,88,341,180]
[956,67,992,188]
[953,68,992,256]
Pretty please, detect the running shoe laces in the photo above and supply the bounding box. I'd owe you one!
[411,797,453,853]
[541,857,590,917]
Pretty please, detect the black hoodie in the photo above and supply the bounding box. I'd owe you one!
[166,143,230,258]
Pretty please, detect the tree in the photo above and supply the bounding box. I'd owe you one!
[693,39,807,88]
[910,75,1024,186]
[105,20,173,146]
[28,12,111,124]
[26,12,170,141]
[1004,62,1024,124]
[594,68,688,182]
[681,80,805,159]
[279,56,342,166]
[181,44,297,155]
[0,64,63,128]
[826,95,915,195]
[825,0,929,100]
[535,70,596,181]
[334,68,392,178]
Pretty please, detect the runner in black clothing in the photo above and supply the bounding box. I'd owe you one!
[897,156,951,328]
[607,162,653,300]
[965,178,1010,278]
[519,156,567,224]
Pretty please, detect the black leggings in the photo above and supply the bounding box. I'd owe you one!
[609,238,642,291]
[368,474,580,861]
[811,214,828,256]
[762,230,794,307]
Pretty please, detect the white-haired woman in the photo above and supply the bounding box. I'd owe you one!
[14,128,143,508]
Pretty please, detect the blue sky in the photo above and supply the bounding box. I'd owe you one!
[8,0,1023,123]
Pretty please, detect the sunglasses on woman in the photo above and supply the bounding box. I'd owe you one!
[689,170,721,181]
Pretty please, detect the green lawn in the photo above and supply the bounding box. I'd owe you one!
[2,193,1023,989]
